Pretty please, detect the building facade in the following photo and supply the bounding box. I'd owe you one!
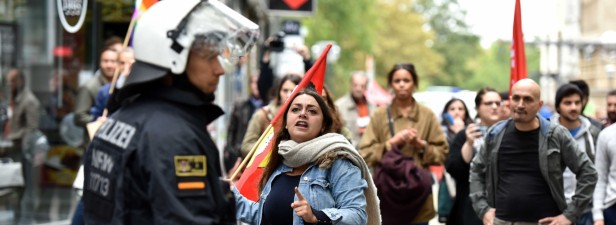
[579,0,616,117]
[539,0,615,118]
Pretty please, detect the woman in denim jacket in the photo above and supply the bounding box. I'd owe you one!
[234,89,380,225]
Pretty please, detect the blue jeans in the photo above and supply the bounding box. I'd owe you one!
[71,199,84,225]
[576,212,593,225]
[605,204,616,224]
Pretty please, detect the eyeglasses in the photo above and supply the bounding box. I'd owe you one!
[481,101,501,107]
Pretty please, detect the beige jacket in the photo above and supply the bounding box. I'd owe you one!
[335,94,376,147]
[8,88,40,141]
[74,72,108,127]
[359,99,448,167]
[359,98,448,223]
[240,102,279,157]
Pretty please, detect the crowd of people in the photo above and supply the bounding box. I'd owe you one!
[2,1,616,225]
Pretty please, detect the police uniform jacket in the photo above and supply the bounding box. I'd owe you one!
[83,82,235,225]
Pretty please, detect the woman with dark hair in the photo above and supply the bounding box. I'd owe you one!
[445,87,502,225]
[440,98,473,145]
[234,89,380,225]
[241,74,302,157]
[360,63,448,225]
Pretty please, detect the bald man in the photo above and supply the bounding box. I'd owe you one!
[335,71,376,147]
[469,79,597,225]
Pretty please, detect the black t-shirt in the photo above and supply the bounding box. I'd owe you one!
[495,124,560,222]
[262,173,301,225]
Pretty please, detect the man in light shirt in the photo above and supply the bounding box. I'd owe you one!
[550,84,600,225]
[593,123,616,225]
[335,71,375,147]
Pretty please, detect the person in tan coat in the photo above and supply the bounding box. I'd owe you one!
[360,63,448,225]
[241,74,301,157]
[5,68,43,224]
[335,71,376,147]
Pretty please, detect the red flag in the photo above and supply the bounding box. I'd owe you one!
[366,79,392,107]
[235,44,332,202]
[510,0,527,94]
[133,0,159,19]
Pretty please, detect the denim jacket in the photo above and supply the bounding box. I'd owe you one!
[234,158,368,225]
[469,117,597,222]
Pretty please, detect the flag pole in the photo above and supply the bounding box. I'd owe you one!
[229,124,274,181]
[509,0,527,95]
[233,44,332,201]
[87,15,138,140]
[101,16,137,118]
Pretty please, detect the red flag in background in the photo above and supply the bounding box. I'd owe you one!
[510,0,527,94]
[366,79,392,107]
[234,44,332,202]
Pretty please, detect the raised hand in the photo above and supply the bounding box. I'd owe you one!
[290,187,317,223]
[465,123,482,144]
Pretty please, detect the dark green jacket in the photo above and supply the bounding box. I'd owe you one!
[469,116,597,222]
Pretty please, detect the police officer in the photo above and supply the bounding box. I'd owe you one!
[81,0,259,224]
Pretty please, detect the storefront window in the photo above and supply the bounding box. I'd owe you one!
[0,1,132,223]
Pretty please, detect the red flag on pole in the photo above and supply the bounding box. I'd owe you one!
[234,44,332,202]
[510,0,527,94]
[133,0,159,19]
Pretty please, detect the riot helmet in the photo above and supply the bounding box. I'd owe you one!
[124,0,260,87]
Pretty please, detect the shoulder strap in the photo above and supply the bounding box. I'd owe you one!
[261,106,272,120]
[387,105,395,137]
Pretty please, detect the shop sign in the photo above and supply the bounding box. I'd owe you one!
[56,0,88,33]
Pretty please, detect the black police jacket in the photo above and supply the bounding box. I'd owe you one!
[82,83,235,225]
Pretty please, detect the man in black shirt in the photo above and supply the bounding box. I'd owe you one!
[470,79,597,225]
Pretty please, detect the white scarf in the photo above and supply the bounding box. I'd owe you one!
[278,133,381,225]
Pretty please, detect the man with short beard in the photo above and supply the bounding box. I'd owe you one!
[569,80,605,130]
[470,79,597,225]
[605,90,616,126]
[550,84,600,225]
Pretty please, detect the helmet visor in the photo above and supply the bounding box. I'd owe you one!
[183,0,260,64]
